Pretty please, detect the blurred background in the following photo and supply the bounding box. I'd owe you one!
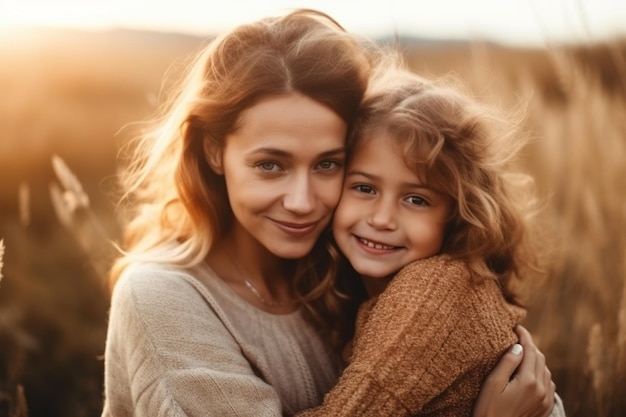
[0,1,624,416]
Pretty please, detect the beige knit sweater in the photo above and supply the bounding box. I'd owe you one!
[298,255,527,417]
[101,262,342,417]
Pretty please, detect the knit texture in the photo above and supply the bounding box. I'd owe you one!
[298,255,526,417]
[101,262,342,417]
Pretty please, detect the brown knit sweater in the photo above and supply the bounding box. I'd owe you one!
[297,255,525,417]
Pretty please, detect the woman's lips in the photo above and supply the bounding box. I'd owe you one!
[271,219,318,236]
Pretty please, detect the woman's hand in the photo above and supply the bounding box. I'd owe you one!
[473,325,556,417]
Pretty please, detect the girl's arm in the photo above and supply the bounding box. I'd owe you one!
[298,255,523,416]
[473,325,565,417]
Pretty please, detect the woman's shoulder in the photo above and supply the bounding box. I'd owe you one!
[116,261,198,293]
[108,261,236,348]
[111,262,210,317]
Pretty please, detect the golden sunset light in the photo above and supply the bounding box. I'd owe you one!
[0,1,625,416]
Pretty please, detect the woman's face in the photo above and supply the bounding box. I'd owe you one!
[211,92,347,259]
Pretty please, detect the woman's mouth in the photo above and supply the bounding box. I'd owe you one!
[272,219,319,237]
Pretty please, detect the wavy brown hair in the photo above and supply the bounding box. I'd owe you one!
[348,66,543,306]
[111,9,377,346]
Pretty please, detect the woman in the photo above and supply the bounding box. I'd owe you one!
[101,9,555,417]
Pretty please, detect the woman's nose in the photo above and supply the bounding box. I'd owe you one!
[282,173,315,215]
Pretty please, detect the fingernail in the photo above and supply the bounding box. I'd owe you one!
[511,343,523,355]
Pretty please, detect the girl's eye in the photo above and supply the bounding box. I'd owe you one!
[405,195,429,206]
[257,161,280,172]
[353,184,375,194]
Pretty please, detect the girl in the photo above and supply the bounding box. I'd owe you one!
[101,9,556,417]
[299,67,565,416]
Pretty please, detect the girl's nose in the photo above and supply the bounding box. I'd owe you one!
[366,199,398,230]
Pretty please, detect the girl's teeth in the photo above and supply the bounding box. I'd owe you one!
[360,238,394,250]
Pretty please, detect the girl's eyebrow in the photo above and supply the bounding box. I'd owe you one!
[346,169,435,191]
[345,169,377,179]
[249,147,346,157]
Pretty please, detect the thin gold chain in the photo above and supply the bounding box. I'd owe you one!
[226,250,298,307]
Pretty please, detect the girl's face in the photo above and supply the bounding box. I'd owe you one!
[333,133,452,280]
[211,92,347,260]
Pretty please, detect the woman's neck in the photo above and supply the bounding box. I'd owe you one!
[206,229,299,313]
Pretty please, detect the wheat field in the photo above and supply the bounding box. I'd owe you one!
[0,29,624,416]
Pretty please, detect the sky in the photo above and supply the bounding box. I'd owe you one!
[0,0,625,46]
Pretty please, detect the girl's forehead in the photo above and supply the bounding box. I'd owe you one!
[350,131,449,189]
[351,131,405,158]
[349,133,409,169]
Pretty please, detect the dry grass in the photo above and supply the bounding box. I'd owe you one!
[0,28,624,416]
[422,39,625,416]
[415,38,626,416]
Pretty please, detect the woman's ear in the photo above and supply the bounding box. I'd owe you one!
[204,136,224,175]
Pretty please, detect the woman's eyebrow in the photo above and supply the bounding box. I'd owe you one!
[319,147,346,157]
[249,147,346,157]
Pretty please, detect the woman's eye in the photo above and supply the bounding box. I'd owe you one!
[316,160,341,171]
[406,195,429,206]
[257,161,280,172]
[354,184,375,194]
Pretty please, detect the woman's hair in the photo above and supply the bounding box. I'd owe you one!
[111,9,376,345]
[349,66,543,306]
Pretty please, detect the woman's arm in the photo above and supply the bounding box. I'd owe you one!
[473,325,565,417]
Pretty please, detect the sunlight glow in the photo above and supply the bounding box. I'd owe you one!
[1,0,625,46]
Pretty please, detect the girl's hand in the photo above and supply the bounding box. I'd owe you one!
[473,325,556,417]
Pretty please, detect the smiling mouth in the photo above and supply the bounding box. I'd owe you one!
[274,220,317,229]
[357,237,400,250]
[272,219,319,236]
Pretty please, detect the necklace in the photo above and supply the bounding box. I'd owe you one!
[227,251,298,308]
[242,278,298,307]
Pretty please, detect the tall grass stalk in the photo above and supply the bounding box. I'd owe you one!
[0,240,31,417]
[17,183,30,228]
[0,238,8,364]
[49,155,114,285]
[0,239,4,282]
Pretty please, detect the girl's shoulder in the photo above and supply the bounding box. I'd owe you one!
[388,255,525,321]
[373,255,472,309]
[394,254,469,284]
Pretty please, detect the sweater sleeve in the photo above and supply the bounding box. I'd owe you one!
[550,394,567,417]
[297,255,520,417]
[101,265,283,417]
